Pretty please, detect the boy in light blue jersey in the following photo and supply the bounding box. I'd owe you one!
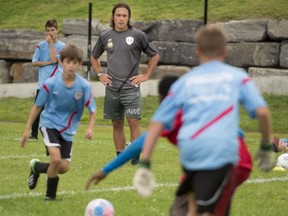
[21,45,96,200]
[134,25,275,216]
[30,19,66,140]
[85,76,252,215]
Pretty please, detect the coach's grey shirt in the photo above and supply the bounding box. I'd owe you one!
[92,27,158,91]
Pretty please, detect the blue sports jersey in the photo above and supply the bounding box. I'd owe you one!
[32,40,66,89]
[152,61,267,171]
[35,73,96,141]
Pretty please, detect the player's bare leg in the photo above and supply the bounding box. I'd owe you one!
[58,159,70,174]
[187,194,197,216]
[112,120,126,155]
[169,194,189,216]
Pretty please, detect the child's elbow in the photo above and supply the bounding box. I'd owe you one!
[255,107,270,118]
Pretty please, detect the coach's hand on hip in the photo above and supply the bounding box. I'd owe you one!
[99,74,112,86]
[130,74,149,86]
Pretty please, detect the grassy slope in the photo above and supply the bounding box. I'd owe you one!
[0,0,287,31]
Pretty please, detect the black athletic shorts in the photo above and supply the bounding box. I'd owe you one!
[175,164,236,215]
[40,127,73,160]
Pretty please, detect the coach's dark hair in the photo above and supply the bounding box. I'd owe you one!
[45,19,58,30]
[60,45,83,63]
[110,3,132,28]
[158,76,179,102]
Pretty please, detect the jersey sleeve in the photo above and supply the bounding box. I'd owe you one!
[240,76,267,118]
[84,83,96,114]
[32,43,41,63]
[92,36,105,59]
[35,82,50,107]
[152,79,185,130]
[102,132,146,174]
[139,31,158,57]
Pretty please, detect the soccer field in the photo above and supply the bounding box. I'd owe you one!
[0,121,288,216]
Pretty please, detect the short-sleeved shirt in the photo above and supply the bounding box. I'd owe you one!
[32,40,66,89]
[92,28,158,91]
[152,61,267,171]
[35,73,96,141]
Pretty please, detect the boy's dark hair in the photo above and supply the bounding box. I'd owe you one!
[45,19,58,30]
[60,45,83,62]
[158,76,179,102]
[110,3,132,28]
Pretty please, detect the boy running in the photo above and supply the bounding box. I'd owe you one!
[21,45,96,200]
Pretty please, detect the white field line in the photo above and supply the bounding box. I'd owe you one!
[0,154,44,159]
[1,177,288,200]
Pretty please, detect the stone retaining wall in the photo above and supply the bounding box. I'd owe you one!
[1,19,288,94]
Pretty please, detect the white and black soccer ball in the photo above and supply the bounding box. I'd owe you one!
[85,198,114,216]
[276,153,288,169]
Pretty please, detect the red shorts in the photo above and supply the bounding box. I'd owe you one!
[202,137,252,215]
[236,137,252,186]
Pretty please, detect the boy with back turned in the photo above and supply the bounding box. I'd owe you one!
[134,25,275,216]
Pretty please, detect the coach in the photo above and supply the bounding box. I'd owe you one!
[91,3,159,164]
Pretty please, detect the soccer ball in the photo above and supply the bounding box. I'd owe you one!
[85,198,114,216]
[276,153,288,169]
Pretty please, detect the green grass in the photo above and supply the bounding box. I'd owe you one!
[0,95,156,127]
[0,0,287,31]
[0,95,288,215]
[0,124,288,216]
[1,93,287,132]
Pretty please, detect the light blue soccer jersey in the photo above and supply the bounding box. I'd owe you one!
[32,40,66,89]
[35,73,96,141]
[152,61,266,171]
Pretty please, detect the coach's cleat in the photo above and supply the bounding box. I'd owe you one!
[44,197,61,201]
[28,158,40,190]
[28,135,38,141]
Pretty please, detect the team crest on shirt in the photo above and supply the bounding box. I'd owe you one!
[107,39,113,48]
[126,36,134,45]
[74,91,83,100]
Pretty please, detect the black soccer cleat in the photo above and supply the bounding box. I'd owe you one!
[28,159,40,190]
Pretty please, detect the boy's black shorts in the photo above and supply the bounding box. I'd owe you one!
[40,127,73,160]
[175,164,236,215]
